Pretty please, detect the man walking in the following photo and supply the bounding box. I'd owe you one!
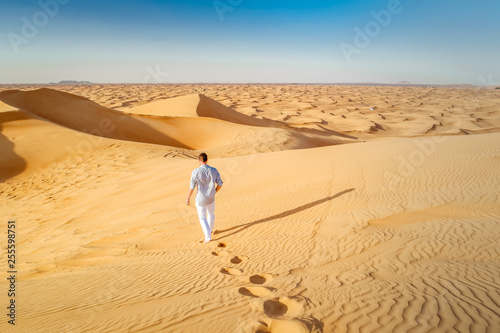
[187,153,223,243]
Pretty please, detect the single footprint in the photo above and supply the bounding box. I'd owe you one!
[211,250,229,257]
[220,267,243,276]
[263,297,304,318]
[217,242,227,248]
[263,299,288,318]
[238,286,275,298]
[249,273,273,285]
[230,255,246,264]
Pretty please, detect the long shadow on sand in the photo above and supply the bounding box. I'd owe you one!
[214,188,355,241]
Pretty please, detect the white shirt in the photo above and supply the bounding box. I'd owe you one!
[190,164,223,206]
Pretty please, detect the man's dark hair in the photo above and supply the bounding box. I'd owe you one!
[199,153,208,163]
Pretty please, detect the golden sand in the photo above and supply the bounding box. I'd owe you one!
[1,85,499,332]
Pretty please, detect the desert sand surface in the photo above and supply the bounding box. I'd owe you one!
[1,84,499,332]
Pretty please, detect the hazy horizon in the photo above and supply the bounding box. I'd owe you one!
[1,0,499,86]
[0,81,491,87]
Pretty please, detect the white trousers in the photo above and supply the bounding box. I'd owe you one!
[196,202,215,241]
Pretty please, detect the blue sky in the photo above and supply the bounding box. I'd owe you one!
[0,0,499,84]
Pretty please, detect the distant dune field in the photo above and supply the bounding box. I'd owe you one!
[0,85,499,332]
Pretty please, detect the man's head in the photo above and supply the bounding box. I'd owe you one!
[198,152,208,164]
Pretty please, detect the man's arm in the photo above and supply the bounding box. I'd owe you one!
[215,170,223,193]
[187,170,196,205]
[186,188,194,205]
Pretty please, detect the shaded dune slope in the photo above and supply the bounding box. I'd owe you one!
[0,106,116,179]
[128,93,355,138]
[128,93,277,127]
[0,103,26,180]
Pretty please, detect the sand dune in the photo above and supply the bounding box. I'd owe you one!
[127,93,352,139]
[30,83,497,139]
[127,93,268,127]
[0,89,343,160]
[0,85,499,332]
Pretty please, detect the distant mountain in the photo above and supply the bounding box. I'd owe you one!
[396,81,411,85]
[49,80,93,85]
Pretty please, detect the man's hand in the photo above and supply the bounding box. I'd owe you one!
[186,197,191,205]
